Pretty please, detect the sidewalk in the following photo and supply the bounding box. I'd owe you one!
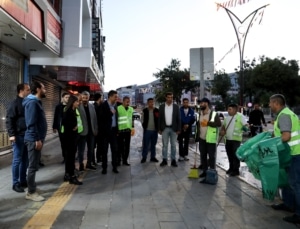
[0,133,297,228]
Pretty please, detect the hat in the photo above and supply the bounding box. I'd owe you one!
[200,97,210,104]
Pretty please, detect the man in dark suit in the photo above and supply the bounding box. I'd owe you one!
[98,90,119,174]
[158,92,181,167]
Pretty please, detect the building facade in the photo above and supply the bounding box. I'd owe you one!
[0,0,105,151]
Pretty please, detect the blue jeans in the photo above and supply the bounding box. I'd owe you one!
[282,154,300,215]
[12,135,28,186]
[142,130,158,159]
[25,141,41,194]
[162,127,177,160]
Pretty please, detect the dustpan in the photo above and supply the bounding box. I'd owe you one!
[188,142,199,178]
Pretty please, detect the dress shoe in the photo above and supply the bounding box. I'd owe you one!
[123,162,130,166]
[141,158,146,163]
[112,168,119,174]
[283,214,300,224]
[69,176,83,185]
[63,174,70,182]
[198,164,203,170]
[178,156,184,162]
[229,171,240,176]
[271,203,294,213]
[226,169,232,174]
[86,164,97,171]
[150,158,159,163]
[39,162,45,167]
[20,182,28,188]
[184,156,189,161]
[79,163,84,171]
[171,160,178,167]
[160,159,167,167]
[13,184,25,193]
[102,169,107,174]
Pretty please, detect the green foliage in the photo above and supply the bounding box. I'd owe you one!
[153,59,198,104]
[235,56,300,107]
[211,70,232,105]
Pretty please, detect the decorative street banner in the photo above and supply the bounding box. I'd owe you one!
[216,0,252,11]
[215,6,266,68]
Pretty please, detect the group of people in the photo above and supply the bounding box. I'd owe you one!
[5,84,300,224]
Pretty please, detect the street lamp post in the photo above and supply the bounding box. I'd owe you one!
[218,4,269,111]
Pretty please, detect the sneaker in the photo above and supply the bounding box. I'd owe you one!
[150,158,159,163]
[26,192,45,202]
[171,160,178,167]
[283,214,300,224]
[184,156,189,161]
[160,159,167,167]
[178,156,184,162]
[141,158,146,163]
[271,203,294,213]
[86,164,97,171]
[12,184,25,193]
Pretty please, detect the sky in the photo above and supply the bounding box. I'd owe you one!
[102,0,300,92]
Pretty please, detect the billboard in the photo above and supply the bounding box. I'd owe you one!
[190,47,214,81]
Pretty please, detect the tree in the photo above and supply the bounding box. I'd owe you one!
[211,70,232,106]
[250,56,300,106]
[153,59,198,104]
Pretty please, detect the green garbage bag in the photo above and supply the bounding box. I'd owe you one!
[258,138,280,200]
[257,137,291,200]
[236,132,272,180]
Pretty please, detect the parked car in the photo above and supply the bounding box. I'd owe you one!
[217,111,229,123]
[133,111,141,120]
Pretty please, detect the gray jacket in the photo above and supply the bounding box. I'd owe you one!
[78,103,98,136]
[158,103,181,132]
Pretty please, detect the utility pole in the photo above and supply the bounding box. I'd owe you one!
[218,4,269,110]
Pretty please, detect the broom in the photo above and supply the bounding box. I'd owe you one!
[188,141,199,178]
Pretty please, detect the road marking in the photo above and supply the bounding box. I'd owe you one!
[23,174,85,229]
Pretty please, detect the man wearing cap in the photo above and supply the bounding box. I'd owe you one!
[196,97,221,180]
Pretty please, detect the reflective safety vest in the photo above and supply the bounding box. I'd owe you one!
[224,113,243,141]
[61,108,83,134]
[274,107,300,156]
[206,111,219,143]
[76,108,83,133]
[117,105,134,130]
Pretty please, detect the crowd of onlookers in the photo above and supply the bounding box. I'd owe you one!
[5,83,300,225]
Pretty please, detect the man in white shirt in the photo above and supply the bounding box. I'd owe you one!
[158,92,181,167]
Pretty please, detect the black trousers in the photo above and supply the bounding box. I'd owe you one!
[102,128,118,170]
[177,130,190,157]
[199,138,217,171]
[64,135,79,177]
[225,140,241,172]
[117,131,131,163]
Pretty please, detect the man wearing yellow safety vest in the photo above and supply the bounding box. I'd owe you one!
[117,96,134,166]
[196,98,221,180]
[269,94,300,224]
[220,103,248,176]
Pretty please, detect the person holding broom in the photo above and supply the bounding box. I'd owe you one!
[196,98,221,180]
[219,103,248,177]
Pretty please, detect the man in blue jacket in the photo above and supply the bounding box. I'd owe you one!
[23,81,47,202]
[178,98,195,161]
